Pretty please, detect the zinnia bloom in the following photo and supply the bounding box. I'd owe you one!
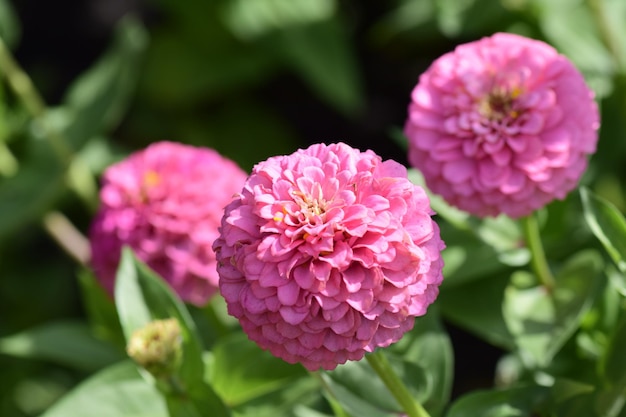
[405,33,599,218]
[214,142,445,370]
[89,141,247,306]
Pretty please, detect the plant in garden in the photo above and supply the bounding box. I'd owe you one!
[89,141,247,306]
[2,0,626,413]
[213,142,445,371]
[404,32,600,218]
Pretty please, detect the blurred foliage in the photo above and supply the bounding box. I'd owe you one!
[0,0,625,416]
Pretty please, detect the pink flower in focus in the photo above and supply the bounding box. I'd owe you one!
[213,143,445,370]
[405,33,600,218]
[89,141,247,306]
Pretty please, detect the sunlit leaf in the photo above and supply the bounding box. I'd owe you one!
[0,320,123,371]
[503,250,603,368]
[40,361,167,417]
[581,187,626,273]
[208,332,307,406]
[115,247,204,376]
[114,248,230,417]
[221,0,336,40]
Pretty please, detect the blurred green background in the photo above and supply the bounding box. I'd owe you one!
[1,0,625,415]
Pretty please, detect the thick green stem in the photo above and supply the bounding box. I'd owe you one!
[366,350,431,417]
[521,214,555,291]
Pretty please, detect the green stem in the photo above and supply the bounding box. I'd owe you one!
[0,36,73,164]
[366,350,431,417]
[311,371,351,417]
[520,214,555,291]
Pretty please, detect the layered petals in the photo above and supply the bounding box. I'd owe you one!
[89,141,247,306]
[213,143,445,370]
[405,33,600,218]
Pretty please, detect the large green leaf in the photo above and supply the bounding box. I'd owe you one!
[40,360,167,417]
[274,17,364,116]
[114,247,230,417]
[445,385,547,417]
[503,250,603,368]
[115,247,203,380]
[0,320,123,372]
[581,187,626,273]
[49,16,148,151]
[208,332,307,406]
[322,362,405,417]
[439,272,514,349]
[230,376,321,417]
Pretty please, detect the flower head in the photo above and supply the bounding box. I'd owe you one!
[89,141,247,306]
[126,318,182,378]
[213,143,445,370]
[405,33,600,218]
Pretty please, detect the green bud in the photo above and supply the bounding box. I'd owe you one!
[126,318,182,379]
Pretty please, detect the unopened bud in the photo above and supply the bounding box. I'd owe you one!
[126,318,182,378]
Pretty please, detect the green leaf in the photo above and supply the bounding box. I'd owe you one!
[439,272,514,349]
[532,0,616,97]
[0,143,65,238]
[40,360,167,417]
[446,385,548,417]
[230,376,321,417]
[503,250,604,368]
[389,310,454,416]
[77,268,125,347]
[114,247,204,388]
[581,187,626,273]
[274,17,364,116]
[321,366,401,417]
[602,314,626,389]
[208,332,307,406]
[0,0,20,48]
[49,16,148,150]
[0,320,123,372]
[221,0,336,40]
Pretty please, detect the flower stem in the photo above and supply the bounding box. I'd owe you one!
[366,350,431,417]
[310,371,351,417]
[520,214,555,291]
[42,211,90,265]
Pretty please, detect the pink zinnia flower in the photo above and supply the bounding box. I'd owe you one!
[405,33,600,218]
[214,142,445,370]
[89,141,247,306]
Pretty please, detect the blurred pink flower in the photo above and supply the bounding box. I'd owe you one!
[214,142,445,370]
[405,33,599,218]
[89,141,247,306]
